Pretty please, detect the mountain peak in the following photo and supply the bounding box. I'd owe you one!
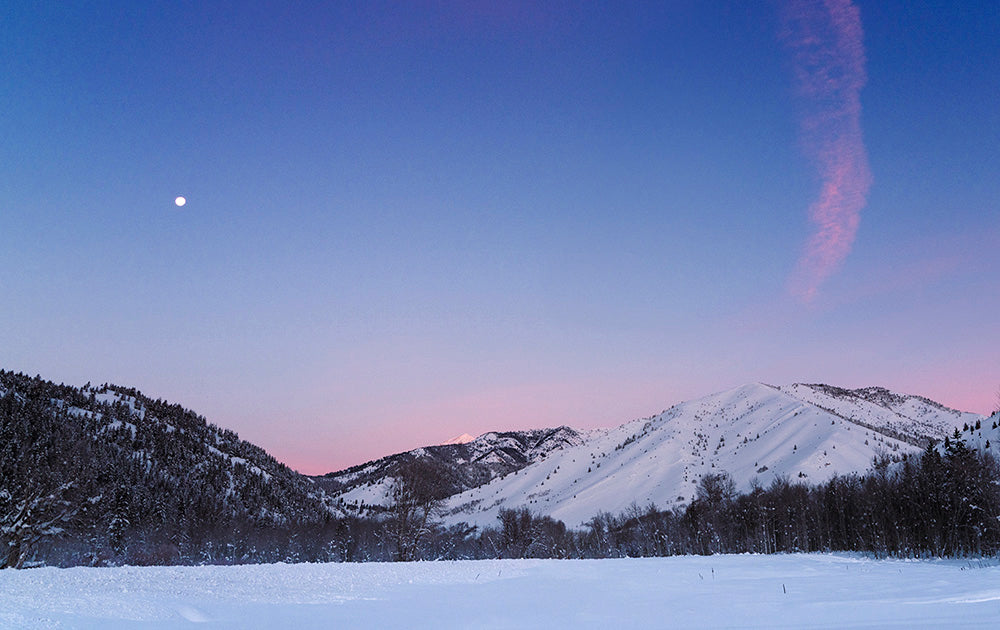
[442,433,476,445]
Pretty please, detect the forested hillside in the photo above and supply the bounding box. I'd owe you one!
[0,370,335,568]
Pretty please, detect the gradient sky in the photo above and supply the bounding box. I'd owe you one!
[3,1,998,474]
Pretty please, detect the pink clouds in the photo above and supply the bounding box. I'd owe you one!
[782,0,872,301]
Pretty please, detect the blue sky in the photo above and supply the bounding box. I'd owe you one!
[3,1,998,473]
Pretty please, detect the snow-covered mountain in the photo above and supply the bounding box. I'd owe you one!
[6,366,988,538]
[312,427,585,515]
[319,382,984,528]
[440,383,983,527]
[442,433,476,445]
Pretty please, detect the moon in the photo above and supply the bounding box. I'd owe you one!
[174,196,186,207]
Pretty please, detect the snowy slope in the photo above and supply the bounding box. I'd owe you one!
[938,410,1000,458]
[969,412,1000,455]
[779,384,982,445]
[440,383,982,527]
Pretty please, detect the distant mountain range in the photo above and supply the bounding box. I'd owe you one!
[3,368,995,537]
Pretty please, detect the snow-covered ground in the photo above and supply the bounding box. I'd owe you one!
[2,554,999,629]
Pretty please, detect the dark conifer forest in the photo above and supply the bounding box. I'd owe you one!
[3,369,999,568]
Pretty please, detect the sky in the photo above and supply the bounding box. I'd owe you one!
[2,1,998,475]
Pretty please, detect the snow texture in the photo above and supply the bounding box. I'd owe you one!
[442,383,982,527]
[2,554,999,629]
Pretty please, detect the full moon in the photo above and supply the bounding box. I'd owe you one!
[174,196,186,207]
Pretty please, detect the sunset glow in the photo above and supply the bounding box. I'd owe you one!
[2,1,997,474]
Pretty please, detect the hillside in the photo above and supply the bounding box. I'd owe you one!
[439,383,983,526]
[314,382,982,528]
[0,370,335,567]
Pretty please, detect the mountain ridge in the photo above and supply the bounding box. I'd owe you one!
[6,368,997,567]
[3,368,990,533]
[311,426,585,516]
[318,382,986,527]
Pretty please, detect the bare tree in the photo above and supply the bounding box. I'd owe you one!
[386,459,444,561]
[695,471,736,504]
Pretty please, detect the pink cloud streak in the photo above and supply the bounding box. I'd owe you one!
[782,0,872,301]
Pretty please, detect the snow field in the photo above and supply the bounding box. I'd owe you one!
[2,554,999,629]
